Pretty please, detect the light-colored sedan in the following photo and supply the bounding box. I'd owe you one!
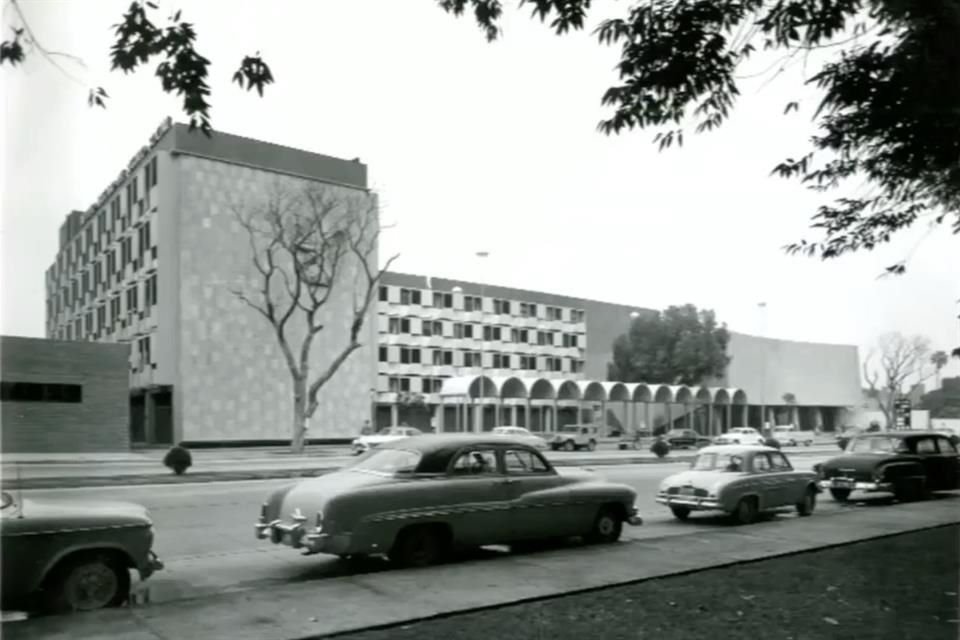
[491,426,548,450]
[256,434,643,567]
[351,426,423,455]
[713,427,765,446]
[655,445,819,524]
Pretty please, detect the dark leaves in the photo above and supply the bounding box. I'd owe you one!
[87,86,109,108]
[0,27,25,66]
[437,0,504,41]
[233,52,275,97]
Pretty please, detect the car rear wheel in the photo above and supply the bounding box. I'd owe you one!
[796,487,817,516]
[389,526,447,568]
[586,439,597,452]
[46,552,130,613]
[563,440,576,452]
[670,506,691,521]
[732,497,759,525]
[585,506,623,544]
[829,488,851,502]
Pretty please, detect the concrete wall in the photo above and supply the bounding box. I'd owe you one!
[172,155,377,441]
[1,336,130,453]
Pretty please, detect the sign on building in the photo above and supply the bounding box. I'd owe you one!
[894,398,912,429]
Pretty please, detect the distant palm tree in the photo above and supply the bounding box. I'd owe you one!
[931,351,949,388]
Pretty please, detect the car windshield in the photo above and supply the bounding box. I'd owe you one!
[348,448,422,475]
[691,452,747,472]
[847,436,909,454]
[377,427,405,436]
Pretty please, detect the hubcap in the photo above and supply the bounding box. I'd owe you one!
[598,516,615,535]
[65,563,117,611]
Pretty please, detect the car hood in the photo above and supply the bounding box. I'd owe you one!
[264,469,396,521]
[661,469,738,490]
[6,498,152,530]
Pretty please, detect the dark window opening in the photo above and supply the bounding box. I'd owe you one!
[1,381,83,403]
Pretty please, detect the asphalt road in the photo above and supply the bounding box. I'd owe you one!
[13,456,842,608]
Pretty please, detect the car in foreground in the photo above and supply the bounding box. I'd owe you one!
[255,434,643,567]
[490,426,548,450]
[0,489,163,613]
[351,426,423,455]
[549,424,599,451]
[815,431,960,503]
[713,427,765,446]
[655,445,819,524]
[663,429,712,449]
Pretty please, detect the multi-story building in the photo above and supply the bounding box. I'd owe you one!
[44,119,378,446]
[374,272,863,434]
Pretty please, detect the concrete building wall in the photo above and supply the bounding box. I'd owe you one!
[172,155,377,441]
[1,336,130,453]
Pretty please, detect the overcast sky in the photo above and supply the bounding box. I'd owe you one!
[3,0,958,383]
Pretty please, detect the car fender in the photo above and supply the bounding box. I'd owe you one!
[34,540,141,594]
[876,461,926,482]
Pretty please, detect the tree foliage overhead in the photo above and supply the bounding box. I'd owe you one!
[2,0,957,265]
[608,304,731,386]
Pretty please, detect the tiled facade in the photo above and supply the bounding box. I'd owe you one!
[1,336,130,453]
[44,120,377,445]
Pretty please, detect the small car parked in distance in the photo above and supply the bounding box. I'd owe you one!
[772,425,815,447]
[549,424,599,451]
[713,427,765,446]
[256,434,643,567]
[656,445,819,524]
[352,426,423,455]
[815,431,960,503]
[0,489,163,613]
[663,429,712,449]
[490,426,548,450]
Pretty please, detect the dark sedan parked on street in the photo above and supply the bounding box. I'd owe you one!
[815,431,960,503]
[664,429,712,449]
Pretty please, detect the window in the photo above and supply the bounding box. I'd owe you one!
[570,359,585,374]
[138,221,151,259]
[82,271,91,295]
[145,274,158,307]
[937,437,958,454]
[463,350,479,367]
[563,333,579,348]
[137,336,152,369]
[144,155,159,190]
[482,326,501,341]
[121,237,132,267]
[546,306,563,321]
[110,197,121,230]
[388,377,411,392]
[463,295,482,311]
[400,347,422,364]
[74,318,81,339]
[378,346,388,362]
[106,250,117,279]
[388,317,411,334]
[493,299,511,314]
[84,225,94,252]
[519,302,537,317]
[84,311,93,336]
[399,288,422,305]
[93,261,102,287]
[519,355,537,370]
[511,328,529,343]
[492,354,511,369]
[753,454,772,472]
[0,382,83,403]
[97,209,107,236]
[97,304,106,332]
[915,437,937,454]
[769,452,793,470]
[537,331,555,346]
[110,295,121,323]
[545,357,562,372]
[433,291,453,308]
[504,449,550,474]
[450,449,498,476]
[126,284,139,313]
[379,285,388,302]
[571,309,585,323]
[423,320,442,336]
[453,322,474,339]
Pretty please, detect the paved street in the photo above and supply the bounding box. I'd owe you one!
[13,456,841,607]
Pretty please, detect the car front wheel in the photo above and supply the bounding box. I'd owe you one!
[586,439,597,452]
[563,440,576,452]
[829,488,851,502]
[585,506,623,544]
[670,506,691,521]
[732,497,759,525]
[46,552,130,613]
[796,487,817,516]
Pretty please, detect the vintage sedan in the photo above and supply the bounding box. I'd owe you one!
[0,489,163,613]
[351,426,423,455]
[815,431,960,502]
[713,427,765,446]
[255,434,643,567]
[656,445,819,524]
[663,429,712,449]
[491,426,548,450]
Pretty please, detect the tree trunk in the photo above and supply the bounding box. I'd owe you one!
[292,376,308,453]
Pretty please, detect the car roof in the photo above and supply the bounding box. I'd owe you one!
[856,430,943,439]
[697,444,780,455]
[384,434,543,473]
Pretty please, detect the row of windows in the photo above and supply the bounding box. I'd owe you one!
[385,317,582,347]
[380,286,586,323]
[51,274,158,342]
[51,155,158,281]
[378,347,584,373]
[0,382,83,404]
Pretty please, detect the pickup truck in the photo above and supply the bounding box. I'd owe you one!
[772,425,815,446]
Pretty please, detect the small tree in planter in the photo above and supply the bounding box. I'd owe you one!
[163,443,193,475]
[650,437,671,458]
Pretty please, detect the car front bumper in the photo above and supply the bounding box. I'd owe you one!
[138,551,164,580]
[818,479,893,493]
[656,495,722,511]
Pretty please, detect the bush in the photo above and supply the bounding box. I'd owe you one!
[650,438,671,458]
[163,444,192,475]
[764,437,781,450]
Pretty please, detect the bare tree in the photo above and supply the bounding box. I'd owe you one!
[231,183,398,452]
[931,350,949,389]
[862,333,933,428]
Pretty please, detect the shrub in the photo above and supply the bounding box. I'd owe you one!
[163,444,192,475]
[764,437,781,450]
[650,438,671,458]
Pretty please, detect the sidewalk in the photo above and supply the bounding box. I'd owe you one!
[6,497,957,640]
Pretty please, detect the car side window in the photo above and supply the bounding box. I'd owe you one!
[915,438,937,454]
[450,449,499,476]
[770,453,793,471]
[752,454,772,472]
[936,437,958,454]
[504,449,550,475]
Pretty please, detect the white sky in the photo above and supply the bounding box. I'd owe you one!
[3,0,958,383]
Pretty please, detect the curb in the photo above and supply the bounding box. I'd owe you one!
[1,455,698,490]
[305,521,960,640]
